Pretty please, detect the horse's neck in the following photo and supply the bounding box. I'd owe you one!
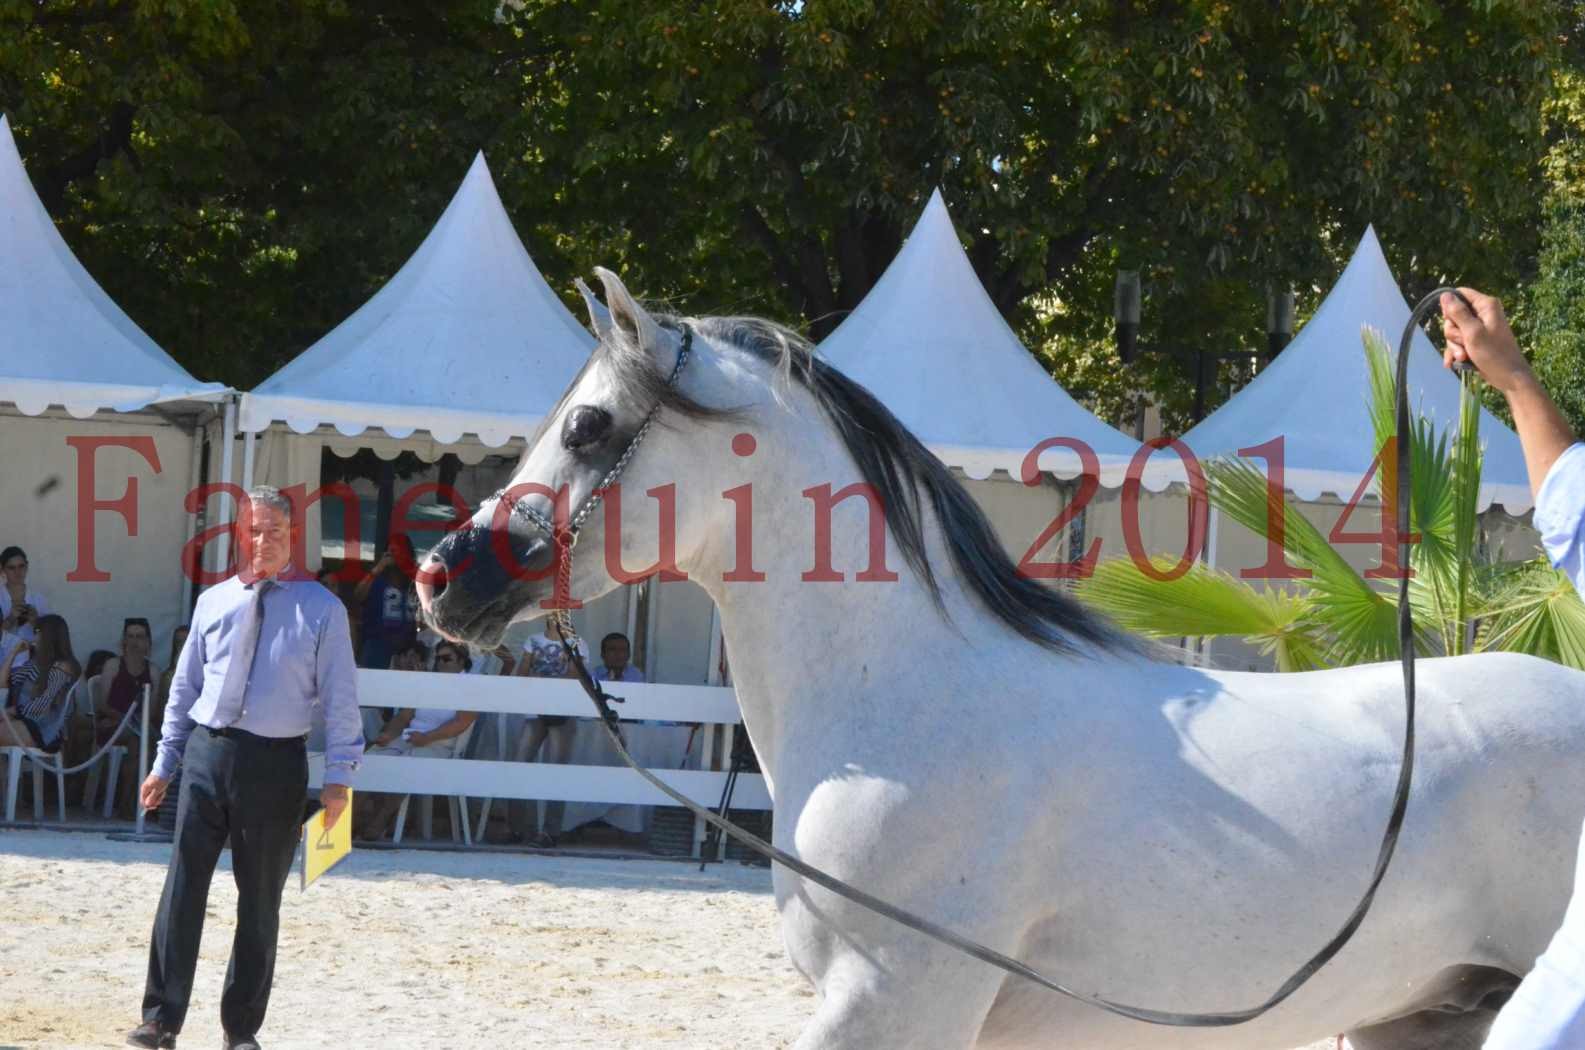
[687,406,986,777]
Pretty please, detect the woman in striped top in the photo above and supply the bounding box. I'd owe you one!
[0,612,80,753]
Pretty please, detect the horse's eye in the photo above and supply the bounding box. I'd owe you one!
[562,405,613,451]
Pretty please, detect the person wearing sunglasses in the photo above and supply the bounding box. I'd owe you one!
[353,641,479,842]
[0,546,48,669]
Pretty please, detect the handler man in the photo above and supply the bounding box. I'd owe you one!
[1435,292,1585,1048]
[127,486,364,1050]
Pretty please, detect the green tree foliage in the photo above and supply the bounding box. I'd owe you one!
[1516,68,1585,437]
[1521,195,1585,438]
[0,0,1571,423]
[0,0,528,385]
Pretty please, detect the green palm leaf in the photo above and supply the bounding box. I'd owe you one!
[1077,556,1327,672]
[1203,455,1404,664]
[1477,557,1585,670]
[1363,328,1467,650]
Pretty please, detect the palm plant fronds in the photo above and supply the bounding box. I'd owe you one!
[1476,557,1585,670]
[1078,556,1328,672]
[1074,327,1585,672]
[1202,455,1406,664]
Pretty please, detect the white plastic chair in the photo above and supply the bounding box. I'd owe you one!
[1,745,67,822]
[1,690,72,824]
[392,721,477,846]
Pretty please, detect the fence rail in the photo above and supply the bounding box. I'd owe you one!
[308,669,771,857]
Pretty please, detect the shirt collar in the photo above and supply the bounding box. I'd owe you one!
[242,564,297,589]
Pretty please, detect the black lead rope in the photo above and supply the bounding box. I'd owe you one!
[548,291,1467,1025]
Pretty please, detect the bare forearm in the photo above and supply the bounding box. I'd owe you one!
[1506,374,1579,500]
[375,709,415,743]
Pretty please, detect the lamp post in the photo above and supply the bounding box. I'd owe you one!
[1114,270,1142,365]
[1266,288,1295,362]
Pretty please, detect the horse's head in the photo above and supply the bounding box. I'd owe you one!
[416,268,750,646]
[420,268,1141,658]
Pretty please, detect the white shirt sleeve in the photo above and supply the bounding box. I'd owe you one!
[1534,443,1585,599]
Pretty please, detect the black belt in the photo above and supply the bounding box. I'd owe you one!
[200,724,307,748]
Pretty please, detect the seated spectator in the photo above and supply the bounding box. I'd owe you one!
[507,620,590,848]
[64,649,115,773]
[82,649,116,686]
[362,638,429,742]
[354,534,419,670]
[488,644,518,676]
[96,619,160,743]
[0,546,48,669]
[0,613,81,752]
[353,639,479,842]
[593,632,644,684]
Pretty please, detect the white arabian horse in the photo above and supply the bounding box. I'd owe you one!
[417,269,1585,1050]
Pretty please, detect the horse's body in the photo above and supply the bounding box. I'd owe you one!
[419,271,1585,1049]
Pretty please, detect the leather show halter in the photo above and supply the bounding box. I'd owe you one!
[493,293,1470,1025]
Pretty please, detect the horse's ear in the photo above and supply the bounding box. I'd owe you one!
[574,277,614,341]
[593,266,660,354]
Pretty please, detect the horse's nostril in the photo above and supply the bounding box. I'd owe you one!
[416,555,448,607]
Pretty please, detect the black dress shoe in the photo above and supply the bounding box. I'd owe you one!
[222,1033,261,1050]
[126,1021,177,1049]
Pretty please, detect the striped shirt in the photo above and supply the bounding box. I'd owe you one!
[4,661,75,747]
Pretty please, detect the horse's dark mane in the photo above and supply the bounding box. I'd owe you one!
[601,313,1147,659]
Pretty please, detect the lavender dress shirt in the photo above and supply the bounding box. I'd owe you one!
[153,573,364,786]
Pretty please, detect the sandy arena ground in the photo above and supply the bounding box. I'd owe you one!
[0,828,1336,1050]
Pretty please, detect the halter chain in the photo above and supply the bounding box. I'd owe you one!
[489,325,693,645]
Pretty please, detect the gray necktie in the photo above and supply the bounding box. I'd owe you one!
[214,579,272,727]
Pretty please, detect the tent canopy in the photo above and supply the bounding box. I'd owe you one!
[1164,227,1532,513]
[817,189,1143,483]
[0,114,226,417]
[241,152,594,447]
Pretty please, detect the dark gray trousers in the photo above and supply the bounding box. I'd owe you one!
[142,724,307,1036]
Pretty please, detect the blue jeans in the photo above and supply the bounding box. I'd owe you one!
[1485,817,1585,1048]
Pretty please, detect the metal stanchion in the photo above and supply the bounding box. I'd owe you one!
[135,683,149,837]
[109,684,171,844]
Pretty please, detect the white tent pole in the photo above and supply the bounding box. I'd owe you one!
[643,580,660,687]
[241,426,257,493]
[1196,504,1222,661]
[135,683,150,837]
[181,418,204,615]
[624,585,640,657]
[706,604,724,687]
[215,396,237,579]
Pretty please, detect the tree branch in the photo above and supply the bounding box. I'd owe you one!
[35,101,137,214]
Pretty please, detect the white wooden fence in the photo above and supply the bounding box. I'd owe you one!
[309,669,771,858]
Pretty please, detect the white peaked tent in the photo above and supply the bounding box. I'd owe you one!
[815,191,1202,574]
[0,113,227,653]
[1165,226,1532,514]
[818,189,1144,484]
[235,152,646,672]
[240,151,595,446]
[0,114,226,415]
